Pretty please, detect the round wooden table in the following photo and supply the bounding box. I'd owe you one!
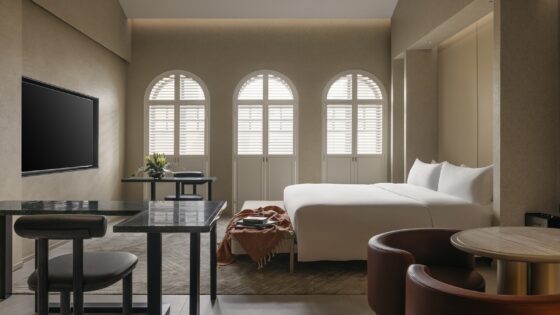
[451,226,560,295]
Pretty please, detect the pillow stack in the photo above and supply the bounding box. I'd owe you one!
[407,159,493,205]
[438,162,493,205]
[407,159,443,191]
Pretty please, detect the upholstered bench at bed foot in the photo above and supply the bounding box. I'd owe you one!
[232,200,296,272]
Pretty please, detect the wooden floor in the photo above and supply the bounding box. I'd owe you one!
[0,294,373,315]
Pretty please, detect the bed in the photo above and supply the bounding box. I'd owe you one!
[283,183,493,262]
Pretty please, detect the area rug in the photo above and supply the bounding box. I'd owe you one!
[13,218,367,295]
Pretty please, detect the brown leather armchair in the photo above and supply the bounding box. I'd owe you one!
[367,228,485,315]
[406,264,560,315]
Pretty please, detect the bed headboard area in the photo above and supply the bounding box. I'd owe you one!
[437,14,493,168]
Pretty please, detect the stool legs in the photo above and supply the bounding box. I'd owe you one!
[73,239,84,315]
[60,291,71,315]
[123,273,133,315]
[37,239,49,315]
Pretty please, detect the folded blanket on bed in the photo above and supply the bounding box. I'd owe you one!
[217,205,292,268]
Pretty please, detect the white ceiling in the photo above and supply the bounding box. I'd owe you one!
[118,0,398,19]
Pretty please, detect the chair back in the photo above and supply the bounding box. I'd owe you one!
[173,171,204,178]
[14,215,107,240]
[406,264,560,315]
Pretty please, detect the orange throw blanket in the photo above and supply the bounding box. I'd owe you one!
[217,205,292,268]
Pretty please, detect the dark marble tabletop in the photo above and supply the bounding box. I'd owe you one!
[0,200,148,216]
[122,176,217,183]
[113,200,226,233]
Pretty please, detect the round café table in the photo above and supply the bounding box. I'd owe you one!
[451,226,560,295]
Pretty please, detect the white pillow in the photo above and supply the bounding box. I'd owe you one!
[407,159,443,190]
[438,162,493,205]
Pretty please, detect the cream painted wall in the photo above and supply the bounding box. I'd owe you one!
[9,0,129,260]
[391,0,476,58]
[404,49,438,175]
[32,0,131,61]
[0,0,24,267]
[437,15,493,167]
[391,59,405,182]
[494,0,559,225]
[125,19,392,206]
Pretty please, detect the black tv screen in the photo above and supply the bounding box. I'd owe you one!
[22,78,98,176]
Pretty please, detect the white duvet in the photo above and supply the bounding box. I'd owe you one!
[283,183,493,261]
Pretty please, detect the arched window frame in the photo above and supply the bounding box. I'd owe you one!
[232,70,299,158]
[143,70,210,158]
[322,70,388,158]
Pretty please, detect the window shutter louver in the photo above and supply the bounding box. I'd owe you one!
[237,104,263,155]
[238,75,264,100]
[357,104,383,154]
[149,75,175,101]
[179,75,205,100]
[179,105,205,155]
[148,105,175,155]
[327,74,353,100]
[147,72,208,157]
[268,75,294,100]
[268,105,294,155]
[326,104,353,154]
[357,74,383,100]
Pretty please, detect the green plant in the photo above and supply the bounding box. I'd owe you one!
[145,153,169,179]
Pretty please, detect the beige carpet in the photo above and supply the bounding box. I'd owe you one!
[13,218,367,295]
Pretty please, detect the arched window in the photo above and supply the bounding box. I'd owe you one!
[235,71,297,156]
[145,71,209,157]
[323,70,387,184]
[233,70,298,210]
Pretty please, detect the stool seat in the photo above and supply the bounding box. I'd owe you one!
[28,252,137,292]
[164,194,204,201]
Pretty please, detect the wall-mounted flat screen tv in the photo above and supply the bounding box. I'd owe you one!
[22,77,98,176]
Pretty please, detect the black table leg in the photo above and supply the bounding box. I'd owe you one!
[148,233,162,315]
[190,233,201,315]
[175,182,181,199]
[150,181,157,201]
[0,215,12,300]
[210,226,217,302]
[207,182,212,201]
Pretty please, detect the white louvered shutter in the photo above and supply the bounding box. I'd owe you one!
[237,105,263,155]
[326,104,352,154]
[238,75,264,100]
[357,104,383,154]
[149,74,175,101]
[180,75,205,100]
[327,74,353,100]
[268,105,294,155]
[149,105,175,155]
[357,74,383,100]
[268,75,294,100]
[180,105,205,155]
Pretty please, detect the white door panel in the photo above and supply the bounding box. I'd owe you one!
[235,157,264,211]
[267,157,295,200]
[325,157,353,184]
[356,157,387,184]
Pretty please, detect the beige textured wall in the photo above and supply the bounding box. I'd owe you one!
[437,15,493,167]
[404,49,439,175]
[391,58,405,182]
[494,0,559,225]
[31,0,131,61]
[391,0,476,57]
[0,0,24,267]
[125,19,392,205]
[14,1,128,258]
